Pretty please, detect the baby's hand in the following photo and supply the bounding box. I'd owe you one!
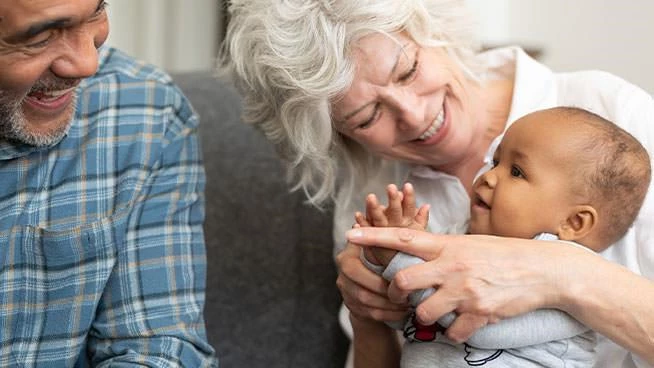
[356,183,429,230]
[355,183,430,266]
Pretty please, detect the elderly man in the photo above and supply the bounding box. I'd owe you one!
[0,1,217,366]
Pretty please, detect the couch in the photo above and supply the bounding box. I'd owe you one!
[172,71,349,368]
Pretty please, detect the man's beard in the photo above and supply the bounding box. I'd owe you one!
[0,77,79,147]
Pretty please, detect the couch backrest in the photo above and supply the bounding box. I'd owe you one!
[172,71,347,368]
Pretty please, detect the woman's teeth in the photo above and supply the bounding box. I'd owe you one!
[418,109,445,141]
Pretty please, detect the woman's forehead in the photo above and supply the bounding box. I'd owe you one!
[351,32,412,60]
[332,33,415,117]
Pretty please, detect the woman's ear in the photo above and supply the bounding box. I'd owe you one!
[557,205,598,241]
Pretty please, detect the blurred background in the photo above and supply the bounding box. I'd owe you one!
[106,0,224,72]
[106,0,654,93]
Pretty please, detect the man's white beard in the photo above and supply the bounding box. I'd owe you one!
[0,91,76,147]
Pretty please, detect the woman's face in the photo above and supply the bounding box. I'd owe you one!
[331,32,484,168]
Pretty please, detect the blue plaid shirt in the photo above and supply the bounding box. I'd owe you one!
[0,47,217,367]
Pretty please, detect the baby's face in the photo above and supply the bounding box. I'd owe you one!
[468,110,584,238]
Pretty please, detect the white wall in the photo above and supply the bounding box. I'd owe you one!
[106,0,221,72]
[105,1,654,93]
[467,0,654,93]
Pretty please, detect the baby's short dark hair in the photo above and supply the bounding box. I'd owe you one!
[554,106,651,245]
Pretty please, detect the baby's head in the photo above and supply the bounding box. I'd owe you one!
[469,107,651,251]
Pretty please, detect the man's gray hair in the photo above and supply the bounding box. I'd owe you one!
[219,0,480,207]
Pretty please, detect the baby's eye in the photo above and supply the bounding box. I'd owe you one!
[510,165,525,178]
[491,159,499,168]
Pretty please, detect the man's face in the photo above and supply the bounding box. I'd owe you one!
[0,0,109,146]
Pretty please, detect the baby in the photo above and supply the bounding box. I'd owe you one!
[357,106,651,367]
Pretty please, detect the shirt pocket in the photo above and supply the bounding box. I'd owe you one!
[0,214,125,365]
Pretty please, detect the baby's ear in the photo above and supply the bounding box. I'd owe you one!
[557,205,598,242]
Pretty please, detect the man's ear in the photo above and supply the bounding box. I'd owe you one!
[557,205,598,241]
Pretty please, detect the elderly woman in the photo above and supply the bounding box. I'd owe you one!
[219,1,654,367]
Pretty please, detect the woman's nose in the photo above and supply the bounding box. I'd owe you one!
[384,89,425,131]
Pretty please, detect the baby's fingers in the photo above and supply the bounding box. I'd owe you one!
[355,211,371,227]
[384,184,404,225]
[401,183,418,218]
[366,193,388,227]
[415,204,431,229]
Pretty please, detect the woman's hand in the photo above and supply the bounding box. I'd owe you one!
[346,226,654,364]
[345,227,580,341]
[336,241,409,322]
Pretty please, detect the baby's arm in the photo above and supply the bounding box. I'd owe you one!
[355,183,429,267]
[451,308,590,349]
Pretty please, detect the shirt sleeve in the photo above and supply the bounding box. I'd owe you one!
[86,84,217,367]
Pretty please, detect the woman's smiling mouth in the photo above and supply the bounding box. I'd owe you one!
[418,108,445,141]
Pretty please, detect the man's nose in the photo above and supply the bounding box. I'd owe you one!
[50,28,105,79]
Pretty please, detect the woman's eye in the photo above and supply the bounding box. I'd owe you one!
[95,1,109,16]
[398,60,418,82]
[356,104,381,130]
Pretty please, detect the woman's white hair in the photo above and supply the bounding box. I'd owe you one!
[218,0,481,207]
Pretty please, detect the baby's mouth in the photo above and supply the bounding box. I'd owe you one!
[475,194,490,210]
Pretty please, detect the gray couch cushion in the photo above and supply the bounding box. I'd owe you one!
[172,71,347,368]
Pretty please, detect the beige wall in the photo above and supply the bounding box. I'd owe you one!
[467,0,654,93]
[106,0,221,72]
[106,0,654,93]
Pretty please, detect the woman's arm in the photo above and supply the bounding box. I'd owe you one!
[346,227,654,364]
[562,258,654,364]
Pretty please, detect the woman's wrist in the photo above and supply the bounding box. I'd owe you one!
[500,237,590,314]
[537,241,600,312]
[519,239,654,363]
